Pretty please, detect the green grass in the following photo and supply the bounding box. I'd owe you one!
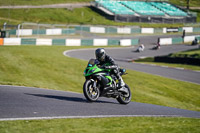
[0,46,86,92]
[0,117,200,133]
[169,0,200,7]
[190,9,200,22]
[135,61,200,71]
[169,48,200,59]
[135,49,200,71]
[0,0,91,6]
[0,46,199,132]
[0,0,200,7]
[0,46,200,111]
[0,8,199,27]
[0,8,187,27]
[0,1,199,27]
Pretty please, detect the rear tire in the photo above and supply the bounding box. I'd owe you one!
[116,84,132,104]
[83,80,100,102]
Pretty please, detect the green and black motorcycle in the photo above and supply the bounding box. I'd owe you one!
[83,59,132,104]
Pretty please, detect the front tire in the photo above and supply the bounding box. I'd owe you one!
[117,84,132,104]
[83,80,100,102]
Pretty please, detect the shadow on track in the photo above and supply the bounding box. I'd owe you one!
[25,93,117,104]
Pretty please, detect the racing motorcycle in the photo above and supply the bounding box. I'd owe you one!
[83,59,132,104]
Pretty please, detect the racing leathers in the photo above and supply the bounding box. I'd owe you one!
[97,54,125,89]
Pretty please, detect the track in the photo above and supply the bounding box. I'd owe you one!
[0,85,200,121]
[1,37,200,120]
[65,44,200,84]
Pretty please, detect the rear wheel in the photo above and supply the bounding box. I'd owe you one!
[83,80,100,102]
[117,84,132,104]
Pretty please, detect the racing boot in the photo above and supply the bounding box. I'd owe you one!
[103,84,113,94]
[118,77,128,94]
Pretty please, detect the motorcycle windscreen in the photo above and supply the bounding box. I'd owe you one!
[87,59,98,67]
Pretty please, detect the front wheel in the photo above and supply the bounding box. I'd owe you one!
[83,80,100,102]
[117,84,132,104]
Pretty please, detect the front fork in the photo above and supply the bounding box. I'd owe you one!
[90,79,97,91]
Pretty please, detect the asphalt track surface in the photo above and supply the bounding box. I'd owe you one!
[0,85,200,121]
[1,35,200,120]
[0,3,90,9]
[65,44,200,84]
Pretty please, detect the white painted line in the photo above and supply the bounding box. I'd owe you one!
[0,115,181,121]
[139,56,147,59]
[0,85,82,95]
[175,67,184,70]
[149,64,157,66]
[161,65,169,68]
[139,63,145,65]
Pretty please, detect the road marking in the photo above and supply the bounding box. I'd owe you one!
[0,85,82,95]
[149,64,157,66]
[161,65,169,68]
[139,56,147,59]
[175,67,184,70]
[0,115,181,121]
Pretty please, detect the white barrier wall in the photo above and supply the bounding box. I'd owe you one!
[4,38,21,45]
[1,38,139,46]
[46,29,62,35]
[163,28,167,33]
[90,27,105,33]
[36,39,52,45]
[160,38,172,45]
[184,36,195,43]
[17,29,33,36]
[66,39,81,46]
[183,27,193,33]
[141,28,154,34]
[117,28,131,34]
[93,39,108,46]
[120,39,131,46]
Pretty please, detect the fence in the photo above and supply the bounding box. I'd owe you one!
[1,23,200,38]
[115,15,197,23]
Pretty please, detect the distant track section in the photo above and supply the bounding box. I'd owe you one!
[0,3,90,9]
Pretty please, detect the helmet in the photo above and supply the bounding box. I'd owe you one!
[95,48,106,61]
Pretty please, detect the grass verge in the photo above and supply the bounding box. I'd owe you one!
[0,0,200,7]
[0,46,200,111]
[0,117,200,133]
[0,8,187,27]
[134,49,200,71]
[169,48,200,59]
[0,0,91,6]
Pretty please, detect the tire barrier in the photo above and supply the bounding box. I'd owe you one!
[155,56,200,66]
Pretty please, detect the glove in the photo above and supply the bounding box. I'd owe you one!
[104,66,111,69]
[99,66,105,69]
[100,66,110,69]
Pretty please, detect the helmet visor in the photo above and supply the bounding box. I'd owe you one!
[96,52,105,61]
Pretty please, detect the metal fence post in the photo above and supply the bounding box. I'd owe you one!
[3,22,7,30]
[17,24,20,38]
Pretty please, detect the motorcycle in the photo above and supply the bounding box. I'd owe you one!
[135,45,145,52]
[83,59,132,104]
[152,45,160,50]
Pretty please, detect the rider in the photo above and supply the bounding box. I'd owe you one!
[137,44,145,52]
[95,48,126,93]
